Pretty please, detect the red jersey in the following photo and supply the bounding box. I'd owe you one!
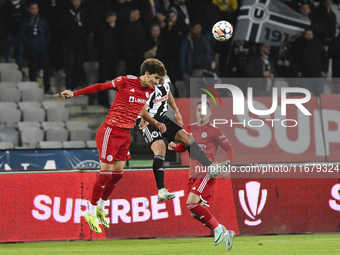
[74,75,155,129]
[175,122,234,177]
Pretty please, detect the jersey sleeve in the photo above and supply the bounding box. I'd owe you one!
[73,81,114,96]
[174,125,190,153]
[111,76,126,91]
[214,128,234,166]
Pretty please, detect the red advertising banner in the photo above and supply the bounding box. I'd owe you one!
[175,96,331,165]
[319,94,340,161]
[0,170,239,242]
[0,170,339,242]
[232,177,340,235]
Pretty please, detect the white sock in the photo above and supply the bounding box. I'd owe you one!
[98,198,106,211]
[214,224,222,231]
[89,203,97,217]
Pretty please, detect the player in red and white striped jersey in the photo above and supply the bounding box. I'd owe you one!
[61,58,167,234]
[168,99,236,251]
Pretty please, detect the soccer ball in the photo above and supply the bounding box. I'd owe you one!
[212,20,233,42]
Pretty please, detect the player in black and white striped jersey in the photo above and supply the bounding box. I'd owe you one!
[137,75,227,202]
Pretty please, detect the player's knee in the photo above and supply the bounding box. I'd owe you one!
[111,171,123,184]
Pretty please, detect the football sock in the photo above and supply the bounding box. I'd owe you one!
[101,171,124,201]
[97,198,107,212]
[90,170,112,207]
[187,203,220,230]
[153,155,165,190]
[89,203,97,217]
[186,141,213,167]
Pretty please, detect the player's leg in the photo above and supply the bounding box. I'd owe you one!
[151,140,175,201]
[174,130,213,166]
[186,175,235,249]
[96,160,125,228]
[174,130,230,177]
[85,162,114,233]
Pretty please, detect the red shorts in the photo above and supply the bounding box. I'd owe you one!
[187,173,216,207]
[96,123,131,163]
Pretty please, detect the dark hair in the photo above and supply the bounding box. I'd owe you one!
[28,1,39,7]
[140,58,167,76]
[195,99,211,109]
[106,10,116,19]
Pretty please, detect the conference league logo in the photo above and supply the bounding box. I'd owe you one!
[239,181,267,226]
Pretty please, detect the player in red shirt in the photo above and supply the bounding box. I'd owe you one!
[168,99,236,251]
[61,58,167,234]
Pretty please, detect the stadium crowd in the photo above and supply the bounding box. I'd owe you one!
[1,0,340,98]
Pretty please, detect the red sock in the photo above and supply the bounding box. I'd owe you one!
[101,171,124,200]
[187,203,220,230]
[90,170,112,205]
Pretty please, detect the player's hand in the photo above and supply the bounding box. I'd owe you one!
[61,90,74,99]
[219,160,231,179]
[156,122,166,134]
[168,142,176,151]
[138,119,149,130]
[174,111,183,127]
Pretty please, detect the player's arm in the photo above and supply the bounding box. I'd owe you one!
[140,104,167,134]
[215,129,234,165]
[167,91,183,126]
[61,82,114,98]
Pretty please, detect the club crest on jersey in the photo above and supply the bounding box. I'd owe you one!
[107,155,113,161]
[146,92,149,98]
[201,132,207,138]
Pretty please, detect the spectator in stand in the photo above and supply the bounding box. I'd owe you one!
[95,10,120,106]
[327,26,340,93]
[0,0,26,72]
[212,0,238,22]
[179,22,215,96]
[170,0,190,37]
[138,0,168,31]
[112,0,131,25]
[38,0,66,77]
[164,8,185,82]
[59,0,91,90]
[316,0,336,46]
[245,43,277,96]
[196,0,222,50]
[20,2,52,93]
[270,43,298,77]
[299,0,322,41]
[293,28,329,96]
[143,23,167,65]
[122,7,145,76]
[228,40,251,78]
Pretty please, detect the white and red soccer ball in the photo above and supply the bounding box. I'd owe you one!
[212,20,233,42]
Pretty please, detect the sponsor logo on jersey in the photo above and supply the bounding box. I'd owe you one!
[130,89,135,92]
[128,96,147,104]
[153,94,168,103]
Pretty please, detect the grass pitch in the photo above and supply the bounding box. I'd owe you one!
[1,234,339,255]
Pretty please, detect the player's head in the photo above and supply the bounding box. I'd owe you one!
[140,58,167,87]
[195,99,212,125]
[28,1,39,16]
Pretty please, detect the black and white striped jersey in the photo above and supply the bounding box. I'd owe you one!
[146,75,171,117]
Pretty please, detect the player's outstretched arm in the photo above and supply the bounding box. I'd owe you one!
[140,104,167,134]
[167,92,183,126]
